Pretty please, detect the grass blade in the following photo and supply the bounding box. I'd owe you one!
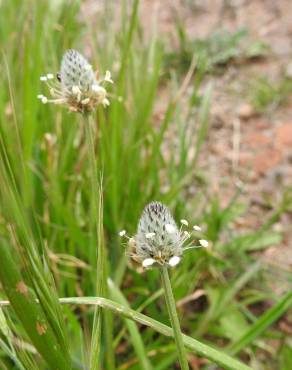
[0,239,70,369]
[196,261,261,336]
[228,291,292,355]
[1,296,253,370]
[193,82,212,166]
[108,279,153,370]
[84,116,109,369]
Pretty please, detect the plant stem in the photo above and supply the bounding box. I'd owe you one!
[84,114,99,261]
[160,266,189,370]
[84,115,115,369]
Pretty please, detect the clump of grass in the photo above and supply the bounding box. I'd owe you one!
[164,26,269,75]
[0,1,291,369]
[249,75,292,112]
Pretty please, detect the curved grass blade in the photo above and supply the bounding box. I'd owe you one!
[10,296,253,370]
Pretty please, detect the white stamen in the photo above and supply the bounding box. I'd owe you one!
[128,238,136,247]
[142,258,155,267]
[199,239,209,248]
[72,85,81,95]
[105,70,113,83]
[40,76,47,81]
[47,73,54,80]
[91,84,105,94]
[81,98,90,105]
[41,97,48,104]
[193,225,202,231]
[44,133,56,144]
[165,224,176,234]
[180,219,189,226]
[183,231,190,238]
[145,232,155,239]
[102,98,110,106]
[37,94,44,99]
[168,256,181,267]
[119,230,126,237]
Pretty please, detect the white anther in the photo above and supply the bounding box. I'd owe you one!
[199,239,209,248]
[168,256,181,267]
[91,84,105,93]
[105,70,113,83]
[81,98,90,105]
[72,85,81,95]
[102,98,110,106]
[142,258,155,267]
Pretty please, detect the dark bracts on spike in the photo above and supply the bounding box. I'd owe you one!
[134,201,183,266]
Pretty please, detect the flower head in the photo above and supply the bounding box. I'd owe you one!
[119,201,208,269]
[38,49,113,113]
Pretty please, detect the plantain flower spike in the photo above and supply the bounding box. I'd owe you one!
[119,201,208,269]
[38,49,113,113]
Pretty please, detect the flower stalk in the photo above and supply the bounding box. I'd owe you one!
[120,202,208,369]
[84,115,103,369]
[160,266,189,370]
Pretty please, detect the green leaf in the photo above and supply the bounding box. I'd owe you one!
[219,307,250,341]
[280,344,292,370]
[225,231,282,252]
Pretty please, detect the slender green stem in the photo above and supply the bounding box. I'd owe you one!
[84,114,99,261]
[160,267,189,370]
[84,115,103,369]
[84,115,115,369]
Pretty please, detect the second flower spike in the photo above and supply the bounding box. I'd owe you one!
[135,202,183,267]
[120,202,208,269]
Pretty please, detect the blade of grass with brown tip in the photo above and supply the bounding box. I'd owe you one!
[0,239,70,369]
